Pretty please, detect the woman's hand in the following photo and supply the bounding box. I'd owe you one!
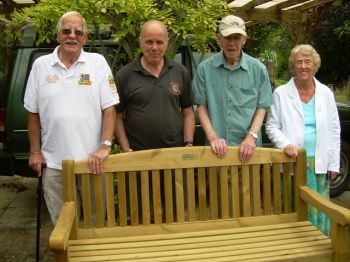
[283,144,298,158]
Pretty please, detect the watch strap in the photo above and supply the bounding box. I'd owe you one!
[101,140,112,147]
[249,131,258,140]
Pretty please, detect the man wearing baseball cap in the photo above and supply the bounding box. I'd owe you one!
[192,15,273,162]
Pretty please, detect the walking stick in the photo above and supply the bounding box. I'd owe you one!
[36,163,45,262]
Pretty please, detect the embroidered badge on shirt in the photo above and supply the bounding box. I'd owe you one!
[46,74,59,83]
[169,81,181,96]
[78,73,92,86]
[108,75,117,94]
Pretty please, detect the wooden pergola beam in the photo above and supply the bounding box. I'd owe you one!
[228,0,342,43]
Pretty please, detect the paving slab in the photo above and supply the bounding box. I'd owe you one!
[0,176,53,261]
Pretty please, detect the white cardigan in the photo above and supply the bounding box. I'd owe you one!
[265,77,340,173]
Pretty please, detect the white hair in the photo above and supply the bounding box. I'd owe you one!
[57,11,87,33]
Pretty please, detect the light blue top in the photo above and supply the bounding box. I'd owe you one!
[302,96,316,157]
[192,50,273,146]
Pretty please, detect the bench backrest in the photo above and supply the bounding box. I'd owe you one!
[62,146,307,232]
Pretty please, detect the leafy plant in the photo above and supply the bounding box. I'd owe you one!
[1,0,229,69]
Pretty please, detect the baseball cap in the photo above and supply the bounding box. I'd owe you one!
[219,15,246,37]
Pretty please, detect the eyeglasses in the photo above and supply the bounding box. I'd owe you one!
[60,29,85,37]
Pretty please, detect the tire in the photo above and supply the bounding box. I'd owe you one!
[330,140,350,198]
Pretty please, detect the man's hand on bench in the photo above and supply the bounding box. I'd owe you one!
[88,146,111,174]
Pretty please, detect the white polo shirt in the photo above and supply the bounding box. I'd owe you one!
[24,46,119,170]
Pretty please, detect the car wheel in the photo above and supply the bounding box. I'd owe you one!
[330,140,350,198]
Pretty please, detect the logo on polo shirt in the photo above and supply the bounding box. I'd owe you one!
[108,75,117,94]
[169,81,181,96]
[46,74,59,83]
[78,73,92,86]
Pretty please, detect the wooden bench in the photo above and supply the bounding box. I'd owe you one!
[49,146,350,261]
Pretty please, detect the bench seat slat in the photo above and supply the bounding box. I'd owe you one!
[71,220,311,245]
[170,250,333,262]
[69,230,328,254]
[68,231,332,261]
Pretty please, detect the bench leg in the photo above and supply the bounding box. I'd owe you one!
[331,221,349,262]
[54,250,68,262]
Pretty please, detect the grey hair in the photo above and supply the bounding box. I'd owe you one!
[288,44,321,73]
[57,11,87,32]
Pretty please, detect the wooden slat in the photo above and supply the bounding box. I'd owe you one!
[70,229,327,251]
[283,162,292,213]
[282,0,337,11]
[63,163,78,239]
[263,164,271,215]
[152,170,162,224]
[186,168,196,222]
[252,164,261,216]
[81,174,92,228]
[255,0,288,9]
[70,221,320,245]
[68,223,331,261]
[164,169,173,224]
[117,172,127,226]
[209,167,218,219]
[63,160,76,202]
[105,172,115,227]
[197,167,207,221]
[295,150,307,219]
[141,170,150,225]
[129,171,139,225]
[175,169,185,223]
[273,163,282,214]
[219,166,229,219]
[76,214,300,239]
[69,243,332,262]
[92,175,104,227]
[231,166,240,218]
[73,147,296,174]
[69,232,328,255]
[242,165,251,217]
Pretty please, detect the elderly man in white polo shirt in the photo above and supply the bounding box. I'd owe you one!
[24,11,119,224]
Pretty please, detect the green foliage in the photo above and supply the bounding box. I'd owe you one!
[334,87,350,102]
[335,20,350,38]
[110,143,122,154]
[314,1,350,87]
[245,22,293,86]
[1,0,228,66]
[1,12,35,78]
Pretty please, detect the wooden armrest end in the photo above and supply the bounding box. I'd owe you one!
[299,186,350,226]
[48,202,76,251]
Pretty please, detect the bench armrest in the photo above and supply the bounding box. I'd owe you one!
[49,201,76,251]
[299,186,350,226]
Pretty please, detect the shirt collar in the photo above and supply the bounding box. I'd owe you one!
[213,50,248,71]
[132,55,173,73]
[51,46,86,66]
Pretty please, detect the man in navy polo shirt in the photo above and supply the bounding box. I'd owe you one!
[115,20,195,151]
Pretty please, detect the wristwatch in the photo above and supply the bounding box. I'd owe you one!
[249,131,258,140]
[101,140,112,147]
[184,140,193,146]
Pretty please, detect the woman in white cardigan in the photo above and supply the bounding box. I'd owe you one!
[265,44,340,235]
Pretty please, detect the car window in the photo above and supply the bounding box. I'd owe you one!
[174,51,214,76]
